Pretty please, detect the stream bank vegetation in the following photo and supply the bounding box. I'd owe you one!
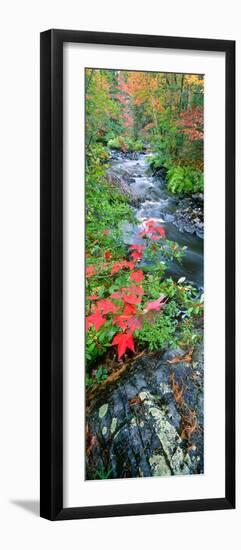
[86,69,204,383]
[85,68,204,478]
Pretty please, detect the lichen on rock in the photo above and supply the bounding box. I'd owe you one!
[86,344,204,480]
[98,403,108,419]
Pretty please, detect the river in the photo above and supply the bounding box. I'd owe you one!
[108,150,204,288]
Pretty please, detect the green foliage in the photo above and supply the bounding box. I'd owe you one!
[147,152,165,172]
[95,466,112,480]
[107,137,121,149]
[136,276,202,351]
[166,165,204,195]
[86,142,110,165]
[107,136,143,152]
[135,310,177,351]
[86,157,135,254]
[85,69,122,149]
[143,240,186,264]
[85,366,108,389]
[129,139,143,152]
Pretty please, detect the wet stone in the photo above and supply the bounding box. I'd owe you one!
[86,343,204,480]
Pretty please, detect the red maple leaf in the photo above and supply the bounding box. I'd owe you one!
[155,226,166,237]
[121,284,144,298]
[127,261,135,270]
[112,315,129,330]
[110,290,123,299]
[111,260,135,275]
[87,295,99,301]
[113,313,142,333]
[111,332,135,359]
[96,299,118,315]
[129,244,145,262]
[86,312,106,331]
[130,270,144,283]
[123,293,142,305]
[143,219,156,230]
[145,294,166,312]
[123,303,136,315]
[86,265,95,278]
[139,220,166,240]
[111,262,123,275]
[124,284,144,296]
[104,251,112,260]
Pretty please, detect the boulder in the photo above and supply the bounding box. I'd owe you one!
[86,343,204,480]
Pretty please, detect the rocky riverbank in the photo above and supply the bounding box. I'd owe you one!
[173,193,204,239]
[86,343,204,479]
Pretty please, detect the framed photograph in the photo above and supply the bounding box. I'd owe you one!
[40,29,235,520]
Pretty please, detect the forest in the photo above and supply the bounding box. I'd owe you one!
[85,69,204,480]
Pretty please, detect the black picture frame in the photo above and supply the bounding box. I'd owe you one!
[40,29,235,521]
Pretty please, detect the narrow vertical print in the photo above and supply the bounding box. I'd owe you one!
[85,69,204,480]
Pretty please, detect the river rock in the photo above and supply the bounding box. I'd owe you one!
[173,196,204,238]
[86,342,204,480]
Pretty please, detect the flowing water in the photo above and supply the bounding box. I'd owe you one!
[108,151,204,288]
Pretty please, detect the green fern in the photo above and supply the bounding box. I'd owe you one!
[167,166,203,195]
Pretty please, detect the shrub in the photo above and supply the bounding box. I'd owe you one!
[166,165,203,195]
[86,203,203,370]
[107,136,143,152]
[107,136,123,150]
[86,142,110,164]
[127,138,143,152]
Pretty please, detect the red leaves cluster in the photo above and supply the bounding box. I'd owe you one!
[123,113,134,129]
[96,299,118,314]
[115,93,127,105]
[104,251,112,260]
[115,74,134,132]
[86,267,145,357]
[86,221,167,359]
[123,293,142,305]
[86,265,95,278]
[144,294,166,312]
[177,107,204,141]
[111,260,134,275]
[110,283,145,303]
[111,333,135,360]
[110,284,144,338]
[129,244,145,261]
[130,270,144,283]
[112,313,142,333]
[86,312,106,331]
[86,299,118,331]
[123,303,136,315]
[140,219,166,240]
